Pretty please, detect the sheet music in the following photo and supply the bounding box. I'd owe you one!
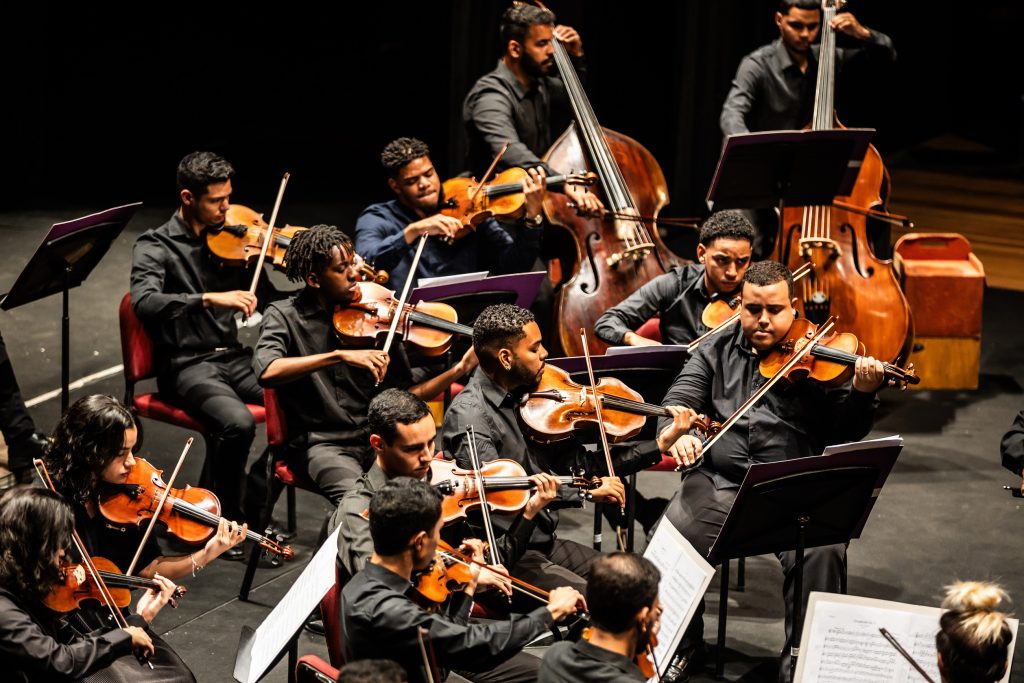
[642,521,715,681]
[238,527,341,683]
[417,270,489,287]
[605,344,689,357]
[821,435,903,456]
[795,592,1018,683]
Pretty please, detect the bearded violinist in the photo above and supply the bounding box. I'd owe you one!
[253,225,476,507]
[655,260,887,682]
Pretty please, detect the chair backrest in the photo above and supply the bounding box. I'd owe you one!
[295,655,338,683]
[119,292,156,384]
[263,387,288,449]
[320,562,345,668]
[635,317,662,342]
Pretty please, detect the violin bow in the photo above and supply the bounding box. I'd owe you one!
[579,328,627,551]
[464,425,503,568]
[242,172,291,325]
[469,140,510,207]
[417,627,440,683]
[125,438,193,576]
[436,541,551,605]
[378,233,427,376]
[33,459,154,669]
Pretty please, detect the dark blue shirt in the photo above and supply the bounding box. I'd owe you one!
[354,199,544,295]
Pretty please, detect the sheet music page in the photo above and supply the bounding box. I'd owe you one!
[795,592,1018,683]
[821,435,903,456]
[417,270,489,287]
[243,527,342,683]
[643,521,715,681]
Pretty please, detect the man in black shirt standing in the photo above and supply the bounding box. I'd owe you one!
[130,151,276,529]
[657,260,888,682]
[341,477,585,683]
[594,211,755,347]
[540,552,662,683]
[253,225,475,506]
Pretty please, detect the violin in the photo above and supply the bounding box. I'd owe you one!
[44,556,186,613]
[430,457,599,524]
[332,281,473,357]
[97,457,294,560]
[412,540,476,607]
[760,318,919,389]
[440,168,596,242]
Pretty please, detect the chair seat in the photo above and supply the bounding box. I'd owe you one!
[273,458,319,493]
[132,393,266,433]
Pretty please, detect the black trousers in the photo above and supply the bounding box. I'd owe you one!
[0,331,38,466]
[159,350,262,522]
[511,537,601,605]
[661,470,846,683]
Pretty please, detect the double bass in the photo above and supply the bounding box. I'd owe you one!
[540,7,683,356]
[777,0,912,365]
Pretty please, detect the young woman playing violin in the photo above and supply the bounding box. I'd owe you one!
[0,486,181,683]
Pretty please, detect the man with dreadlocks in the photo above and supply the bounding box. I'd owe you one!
[253,224,476,506]
[354,136,547,294]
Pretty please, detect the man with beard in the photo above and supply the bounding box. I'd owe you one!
[354,136,546,295]
[462,5,602,216]
[253,225,475,507]
[442,303,697,595]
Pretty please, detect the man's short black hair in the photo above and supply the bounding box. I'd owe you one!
[472,304,535,373]
[698,210,756,247]
[587,553,661,633]
[743,260,795,297]
[176,151,234,198]
[283,224,354,283]
[368,477,442,556]
[336,659,407,683]
[381,137,431,178]
[778,0,822,15]
[500,4,556,48]
[368,389,432,445]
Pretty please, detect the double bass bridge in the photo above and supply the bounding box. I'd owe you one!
[606,242,655,268]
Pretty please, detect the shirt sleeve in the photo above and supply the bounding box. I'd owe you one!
[476,218,543,275]
[594,271,681,345]
[1001,411,1024,476]
[252,303,292,382]
[130,234,204,321]
[719,55,762,137]
[837,27,897,65]
[355,208,411,273]
[335,491,374,577]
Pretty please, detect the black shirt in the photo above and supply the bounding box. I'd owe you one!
[441,370,661,547]
[252,288,416,449]
[658,323,877,489]
[595,263,731,346]
[341,562,553,683]
[719,33,896,137]
[130,212,279,371]
[540,639,647,682]
[1001,410,1024,476]
[462,58,585,177]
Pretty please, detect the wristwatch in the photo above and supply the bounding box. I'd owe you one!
[524,213,544,227]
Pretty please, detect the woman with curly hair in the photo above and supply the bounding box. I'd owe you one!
[0,486,157,681]
[937,581,1015,683]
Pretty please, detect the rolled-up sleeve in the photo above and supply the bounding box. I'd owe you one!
[252,303,291,382]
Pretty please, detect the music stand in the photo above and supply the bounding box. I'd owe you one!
[0,203,141,411]
[409,270,546,322]
[706,439,902,679]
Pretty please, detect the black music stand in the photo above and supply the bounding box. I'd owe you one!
[0,203,141,411]
[706,439,902,679]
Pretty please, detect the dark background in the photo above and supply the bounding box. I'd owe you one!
[2,0,1021,214]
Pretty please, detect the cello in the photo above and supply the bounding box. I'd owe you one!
[539,3,683,356]
[777,0,912,365]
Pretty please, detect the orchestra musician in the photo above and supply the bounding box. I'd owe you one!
[442,303,698,594]
[253,225,476,507]
[340,476,586,683]
[594,210,755,347]
[936,581,1014,683]
[0,328,49,484]
[539,552,662,683]
[130,151,281,531]
[655,260,888,682]
[999,410,1024,494]
[354,137,547,295]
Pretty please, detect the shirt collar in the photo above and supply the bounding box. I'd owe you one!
[295,288,331,319]
[167,211,200,242]
[364,561,416,593]
[772,38,817,74]
[573,639,645,675]
[494,59,532,101]
[734,322,758,358]
[476,370,520,410]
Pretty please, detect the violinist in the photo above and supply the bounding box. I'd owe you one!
[442,304,697,594]
[462,5,603,217]
[656,260,887,683]
[254,225,476,506]
[330,388,560,591]
[130,151,282,528]
[594,211,755,347]
[341,477,586,683]
[354,136,546,295]
[539,553,662,683]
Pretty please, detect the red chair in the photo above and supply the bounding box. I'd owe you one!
[296,655,338,683]
[118,292,266,486]
[319,563,345,668]
[635,316,662,342]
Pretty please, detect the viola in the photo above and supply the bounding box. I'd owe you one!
[430,457,599,524]
[440,168,595,242]
[332,281,473,357]
[97,457,294,560]
[412,541,476,607]
[44,556,186,613]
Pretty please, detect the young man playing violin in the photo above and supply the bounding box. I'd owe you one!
[330,388,561,589]
[539,552,662,683]
[594,210,755,347]
[341,476,586,683]
[354,136,547,295]
[254,225,475,507]
[656,260,888,683]
[442,303,697,595]
[130,151,281,532]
